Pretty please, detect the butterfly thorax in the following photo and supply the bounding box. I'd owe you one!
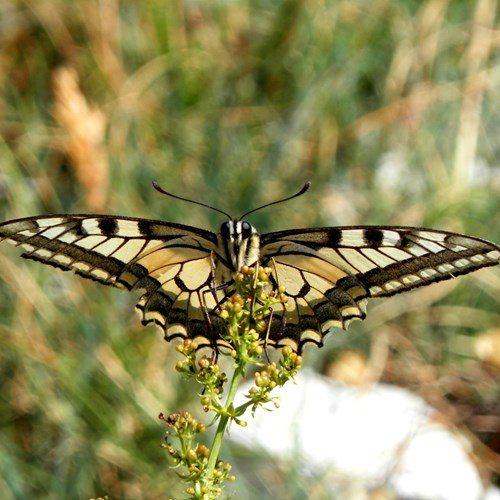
[218,220,260,273]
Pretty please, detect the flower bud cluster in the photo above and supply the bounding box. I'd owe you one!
[246,345,303,414]
[218,265,289,360]
[174,339,228,407]
[160,411,234,497]
[163,264,301,498]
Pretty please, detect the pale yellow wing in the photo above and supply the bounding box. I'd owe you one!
[0,215,230,348]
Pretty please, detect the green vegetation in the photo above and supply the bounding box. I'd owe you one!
[0,1,499,498]
[163,266,301,498]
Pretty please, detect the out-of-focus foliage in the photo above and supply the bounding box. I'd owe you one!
[0,1,499,498]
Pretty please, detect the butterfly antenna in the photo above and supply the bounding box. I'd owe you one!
[239,181,311,219]
[152,181,232,219]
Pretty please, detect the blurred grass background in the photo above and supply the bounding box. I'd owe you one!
[0,0,499,498]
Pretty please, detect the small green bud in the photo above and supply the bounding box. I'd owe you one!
[198,356,210,369]
[197,444,210,457]
[255,320,267,332]
[249,329,259,340]
[231,293,243,305]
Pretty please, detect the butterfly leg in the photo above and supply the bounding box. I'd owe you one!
[268,257,288,339]
[256,259,282,358]
[262,307,274,363]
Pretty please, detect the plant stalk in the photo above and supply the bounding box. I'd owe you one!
[203,358,245,489]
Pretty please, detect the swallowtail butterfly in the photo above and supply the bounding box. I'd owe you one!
[1,181,499,352]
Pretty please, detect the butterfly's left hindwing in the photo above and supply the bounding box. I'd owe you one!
[0,215,231,349]
[260,226,500,351]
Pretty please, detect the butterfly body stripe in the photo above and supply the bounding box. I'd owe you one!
[1,213,499,352]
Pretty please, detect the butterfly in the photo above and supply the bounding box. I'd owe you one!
[1,181,499,353]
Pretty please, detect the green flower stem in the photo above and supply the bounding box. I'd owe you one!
[163,266,299,497]
[204,355,246,488]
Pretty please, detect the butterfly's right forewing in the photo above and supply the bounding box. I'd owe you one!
[0,215,232,348]
[260,226,500,351]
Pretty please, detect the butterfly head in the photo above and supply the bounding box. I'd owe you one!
[219,220,260,272]
[152,180,311,273]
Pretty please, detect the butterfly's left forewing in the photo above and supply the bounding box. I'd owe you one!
[260,226,500,351]
[0,215,231,348]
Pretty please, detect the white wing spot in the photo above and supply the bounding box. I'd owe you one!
[470,254,486,263]
[52,254,72,266]
[417,231,446,242]
[419,268,438,278]
[94,238,125,256]
[37,218,65,227]
[487,250,500,261]
[32,248,53,259]
[40,226,68,239]
[73,262,92,273]
[437,263,455,273]
[75,235,108,249]
[143,310,166,327]
[418,240,446,253]
[274,337,299,349]
[447,244,468,252]
[298,329,323,345]
[453,258,470,268]
[81,218,101,234]
[360,248,395,267]
[58,232,79,244]
[117,219,142,237]
[338,248,378,272]
[380,247,412,261]
[113,239,146,262]
[322,319,345,331]
[380,230,401,246]
[339,229,367,246]
[405,245,429,257]
[19,229,38,238]
[383,280,403,291]
[357,298,368,314]
[4,238,15,246]
[401,274,421,285]
[89,268,111,281]
[18,243,35,252]
[340,305,363,317]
